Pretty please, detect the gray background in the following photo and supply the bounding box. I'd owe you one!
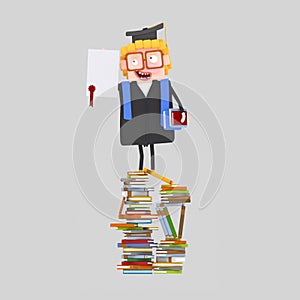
[1,0,300,299]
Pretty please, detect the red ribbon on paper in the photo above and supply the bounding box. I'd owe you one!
[88,85,96,107]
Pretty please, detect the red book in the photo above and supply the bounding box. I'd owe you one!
[121,239,153,244]
[171,109,188,126]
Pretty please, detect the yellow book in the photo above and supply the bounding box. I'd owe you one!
[127,171,147,175]
[127,196,152,202]
[153,262,183,267]
[123,248,153,252]
[143,168,173,184]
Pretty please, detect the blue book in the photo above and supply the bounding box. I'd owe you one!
[156,206,173,238]
[156,206,168,236]
[126,220,152,224]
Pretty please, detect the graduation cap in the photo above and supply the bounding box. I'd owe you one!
[126,23,164,42]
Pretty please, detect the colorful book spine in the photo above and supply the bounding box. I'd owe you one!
[163,207,177,238]
[156,206,173,238]
[156,207,168,237]
[111,170,191,275]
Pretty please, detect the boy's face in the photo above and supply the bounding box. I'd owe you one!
[120,48,170,82]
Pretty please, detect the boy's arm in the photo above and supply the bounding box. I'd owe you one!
[118,82,123,101]
[170,83,185,112]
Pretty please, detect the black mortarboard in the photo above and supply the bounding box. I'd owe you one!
[126,23,164,42]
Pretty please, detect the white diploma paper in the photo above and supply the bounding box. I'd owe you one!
[86,49,120,98]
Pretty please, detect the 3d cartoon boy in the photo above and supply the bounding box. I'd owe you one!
[118,23,186,171]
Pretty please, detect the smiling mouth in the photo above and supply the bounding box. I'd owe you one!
[135,70,152,80]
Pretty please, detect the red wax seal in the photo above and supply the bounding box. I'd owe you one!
[88,85,96,107]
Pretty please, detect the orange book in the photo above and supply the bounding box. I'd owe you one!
[119,214,158,220]
[160,239,187,244]
[161,186,188,191]
[118,197,126,219]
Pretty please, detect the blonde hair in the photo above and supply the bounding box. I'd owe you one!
[120,39,172,77]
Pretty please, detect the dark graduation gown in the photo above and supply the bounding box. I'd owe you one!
[118,80,183,146]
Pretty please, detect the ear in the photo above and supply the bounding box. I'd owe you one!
[163,54,170,65]
[120,59,127,70]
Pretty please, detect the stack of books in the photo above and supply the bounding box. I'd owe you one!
[110,169,191,275]
[160,184,191,204]
[155,182,191,274]
[154,239,188,274]
[110,171,158,274]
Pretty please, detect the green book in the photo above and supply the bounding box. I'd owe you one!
[116,227,143,230]
[126,207,150,211]
[125,258,152,262]
[163,207,177,238]
[160,190,189,194]
[129,204,150,208]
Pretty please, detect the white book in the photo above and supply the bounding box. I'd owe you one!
[171,257,186,262]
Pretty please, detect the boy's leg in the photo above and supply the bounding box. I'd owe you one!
[138,145,144,170]
[150,144,155,170]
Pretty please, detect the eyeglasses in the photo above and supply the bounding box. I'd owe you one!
[126,50,164,71]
